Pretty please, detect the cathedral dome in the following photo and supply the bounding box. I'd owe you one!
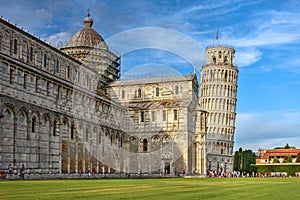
[66,14,107,48]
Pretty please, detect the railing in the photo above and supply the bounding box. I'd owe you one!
[206,44,235,50]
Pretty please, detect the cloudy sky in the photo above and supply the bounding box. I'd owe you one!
[1,0,300,151]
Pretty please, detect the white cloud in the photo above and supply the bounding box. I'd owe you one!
[34,9,53,21]
[44,32,71,47]
[106,27,206,67]
[234,48,262,67]
[235,111,300,150]
[235,137,300,152]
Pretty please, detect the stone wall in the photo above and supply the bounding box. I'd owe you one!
[0,17,128,174]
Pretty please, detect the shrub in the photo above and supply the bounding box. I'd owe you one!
[273,156,279,163]
[254,164,300,176]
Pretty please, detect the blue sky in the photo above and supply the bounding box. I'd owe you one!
[1,0,300,151]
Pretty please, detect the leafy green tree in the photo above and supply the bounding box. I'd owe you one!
[273,156,279,163]
[233,151,240,171]
[283,155,293,163]
[296,153,300,163]
[233,148,256,173]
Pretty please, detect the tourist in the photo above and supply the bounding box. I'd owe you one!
[19,164,25,179]
[8,164,13,176]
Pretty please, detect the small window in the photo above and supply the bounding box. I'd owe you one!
[143,139,148,152]
[98,132,101,144]
[156,87,159,97]
[218,51,222,58]
[138,88,142,98]
[13,39,18,55]
[43,54,47,68]
[175,85,179,95]
[23,73,27,89]
[163,110,166,121]
[9,68,14,84]
[140,111,144,122]
[46,81,50,95]
[86,130,89,142]
[221,149,224,154]
[77,71,80,82]
[174,109,178,121]
[29,47,33,62]
[53,120,58,136]
[66,66,71,79]
[86,76,89,88]
[31,117,36,132]
[55,60,59,73]
[71,125,74,139]
[224,56,228,64]
[151,111,155,122]
[35,77,39,92]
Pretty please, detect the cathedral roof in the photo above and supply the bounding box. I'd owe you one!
[110,74,196,86]
[66,13,107,48]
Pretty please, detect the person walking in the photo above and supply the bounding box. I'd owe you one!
[19,164,25,179]
[8,164,13,176]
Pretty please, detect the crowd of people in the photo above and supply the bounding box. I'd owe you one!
[1,164,300,179]
[206,170,300,178]
[1,164,26,179]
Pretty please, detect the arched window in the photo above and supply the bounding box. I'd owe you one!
[29,47,33,62]
[55,59,60,73]
[156,87,159,97]
[71,125,74,139]
[173,109,178,121]
[66,66,69,79]
[53,120,59,136]
[140,111,144,122]
[43,54,47,68]
[224,56,228,64]
[143,139,148,152]
[138,88,141,98]
[121,90,125,98]
[218,51,222,58]
[13,39,18,55]
[32,117,36,132]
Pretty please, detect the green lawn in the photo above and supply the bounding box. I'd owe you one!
[0,178,299,200]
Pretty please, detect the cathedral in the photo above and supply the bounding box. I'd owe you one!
[0,13,238,176]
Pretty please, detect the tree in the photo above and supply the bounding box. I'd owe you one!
[296,153,300,163]
[284,143,290,149]
[233,151,240,171]
[233,148,256,173]
[283,155,293,163]
[273,156,279,163]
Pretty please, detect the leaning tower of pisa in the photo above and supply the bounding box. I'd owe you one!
[200,45,238,173]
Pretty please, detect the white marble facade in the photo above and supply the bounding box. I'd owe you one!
[0,15,238,175]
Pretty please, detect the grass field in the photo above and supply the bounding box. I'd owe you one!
[0,177,299,200]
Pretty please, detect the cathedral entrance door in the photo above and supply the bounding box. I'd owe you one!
[164,162,170,174]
